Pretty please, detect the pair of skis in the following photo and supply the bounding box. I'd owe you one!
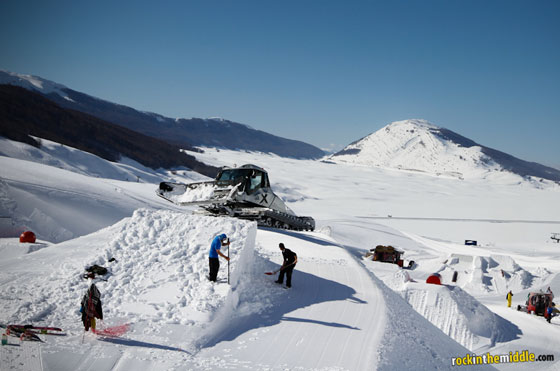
[3,324,64,342]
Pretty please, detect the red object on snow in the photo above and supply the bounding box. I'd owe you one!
[93,323,130,337]
[426,273,442,285]
[19,231,36,243]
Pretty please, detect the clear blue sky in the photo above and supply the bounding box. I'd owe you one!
[1,0,559,168]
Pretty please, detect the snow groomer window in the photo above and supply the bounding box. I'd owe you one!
[248,171,263,194]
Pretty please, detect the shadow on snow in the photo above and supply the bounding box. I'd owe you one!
[201,258,367,349]
[98,336,192,354]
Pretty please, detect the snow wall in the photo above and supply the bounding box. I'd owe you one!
[400,282,521,351]
[91,209,258,326]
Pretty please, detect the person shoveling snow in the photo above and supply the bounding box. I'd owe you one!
[208,233,230,282]
[274,243,297,288]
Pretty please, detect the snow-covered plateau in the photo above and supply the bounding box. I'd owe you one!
[1,135,560,370]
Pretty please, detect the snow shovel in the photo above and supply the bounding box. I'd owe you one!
[264,268,281,276]
[265,261,296,275]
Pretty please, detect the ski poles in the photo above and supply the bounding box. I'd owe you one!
[227,242,230,284]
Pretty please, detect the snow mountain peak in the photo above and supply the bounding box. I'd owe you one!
[329,119,493,178]
[329,119,560,182]
[386,118,439,130]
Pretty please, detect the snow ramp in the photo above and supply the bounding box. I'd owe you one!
[400,282,521,351]
[325,222,496,370]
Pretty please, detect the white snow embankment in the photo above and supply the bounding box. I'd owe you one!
[399,281,521,351]
[88,209,257,328]
[0,209,259,370]
[364,256,520,352]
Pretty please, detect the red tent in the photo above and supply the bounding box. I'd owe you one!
[426,273,442,285]
[19,231,36,243]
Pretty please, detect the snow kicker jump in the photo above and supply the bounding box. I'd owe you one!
[157,164,315,231]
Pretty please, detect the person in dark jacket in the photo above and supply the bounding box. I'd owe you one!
[275,243,297,288]
[81,280,103,332]
[209,233,230,282]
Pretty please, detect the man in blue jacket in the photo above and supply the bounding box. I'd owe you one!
[209,234,230,282]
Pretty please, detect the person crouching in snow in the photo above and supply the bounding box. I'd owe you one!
[275,243,297,288]
[208,234,230,282]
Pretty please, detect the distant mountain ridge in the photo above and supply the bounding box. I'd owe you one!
[0,70,325,159]
[0,84,219,177]
[329,119,560,182]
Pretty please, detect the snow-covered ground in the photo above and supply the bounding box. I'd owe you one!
[1,139,560,370]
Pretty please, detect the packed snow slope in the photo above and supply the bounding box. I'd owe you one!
[329,119,560,182]
[2,138,560,370]
[0,137,207,242]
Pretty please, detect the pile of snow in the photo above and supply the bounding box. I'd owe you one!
[89,210,257,326]
[0,210,255,325]
[329,119,504,179]
[0,210,266,365]
[175,183,219,204]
